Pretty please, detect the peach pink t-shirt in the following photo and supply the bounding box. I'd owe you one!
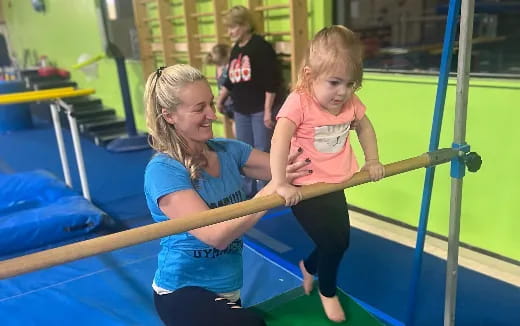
[276,91,366,185]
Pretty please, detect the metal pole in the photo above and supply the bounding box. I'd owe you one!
[406,0,461,324]
[444,1,474,325]
[60,100,91,201]
[50,102,72,187]
[114,54,138,136]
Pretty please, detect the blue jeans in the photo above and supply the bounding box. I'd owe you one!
[234,110,272,197]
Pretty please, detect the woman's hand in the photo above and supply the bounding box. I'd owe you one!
[216,87,230,114]
[361,160,385,181]
[264,111,274,129]
[285,148,312,183]
[216,101,225,114]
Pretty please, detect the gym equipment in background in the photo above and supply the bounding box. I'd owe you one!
[0,81,33,133]
[104,42,149,152]
[98,0,149,152]
[0,86,97,200]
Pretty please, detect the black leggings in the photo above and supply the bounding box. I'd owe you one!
[153,286,265,326]
[291,190,350,297]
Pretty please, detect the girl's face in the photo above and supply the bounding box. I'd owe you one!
[211,50,226,66]
[228,23,251,44]
[162,80,216,149]
[310,67,357,113]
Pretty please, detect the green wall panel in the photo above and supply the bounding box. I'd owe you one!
[351,73,520,261]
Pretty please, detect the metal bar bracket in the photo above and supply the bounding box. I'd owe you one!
[451,142,470,178]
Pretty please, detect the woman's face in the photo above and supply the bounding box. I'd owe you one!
[228,23,250,44]
[163,80,216,149]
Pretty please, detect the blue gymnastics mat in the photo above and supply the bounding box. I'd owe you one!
[0,242,304,325]
[246,208,520,326]
[0,124,154,224]
[0,170,107,258]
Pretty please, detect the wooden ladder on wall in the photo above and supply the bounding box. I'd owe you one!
[132,0,190,77]
[132,0,234,138]
[247,0,308,86]
[132,0,309,83]
[181,0,235,138]
[132,0,308,138]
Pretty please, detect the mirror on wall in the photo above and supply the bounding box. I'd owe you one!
[98,0,140,60]
[333,0,520,76]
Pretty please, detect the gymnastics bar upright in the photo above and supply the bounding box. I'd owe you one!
[0,87,96,201]
[405,0,462,324]
[405,0,478,325]
[444,1,476,325]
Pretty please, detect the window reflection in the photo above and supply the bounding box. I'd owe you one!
[334,0,520,76]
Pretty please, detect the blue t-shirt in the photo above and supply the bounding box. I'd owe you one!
[144,138,252,293]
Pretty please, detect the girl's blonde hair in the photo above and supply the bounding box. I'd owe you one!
[294,25,364,93]
[205,43,231,66]
[144,64,208,181]
[224,5,255,32]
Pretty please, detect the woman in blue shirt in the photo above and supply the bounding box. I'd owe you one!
[144,64,309,326]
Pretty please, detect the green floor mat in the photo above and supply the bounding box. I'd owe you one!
[254,286,384,325]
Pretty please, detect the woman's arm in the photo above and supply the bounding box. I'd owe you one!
[158,188,269,250]
[157,143,310,249]
[241,149,271,181]
[264,92,276,129]
[242,118,298,183]
[216,87,230,114]
[158,143,312,250]
[257,37,278,129]
[241,144,310,182]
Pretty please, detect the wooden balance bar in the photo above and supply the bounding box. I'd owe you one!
[0,148,459,279]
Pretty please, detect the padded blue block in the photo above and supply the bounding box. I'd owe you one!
[0,81,33,133]
[0,170,107,256]
[0,170,77,211]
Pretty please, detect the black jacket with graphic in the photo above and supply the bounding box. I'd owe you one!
[224,34,282,115]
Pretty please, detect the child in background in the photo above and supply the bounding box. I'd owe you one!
[269,26,385,323]
[206,43,235,137]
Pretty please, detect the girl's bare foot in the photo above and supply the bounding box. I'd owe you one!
[319,292,346,323]
[299,260,314,295]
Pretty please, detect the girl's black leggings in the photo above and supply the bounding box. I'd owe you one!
[154,286,265,326]
[291,190,350,297]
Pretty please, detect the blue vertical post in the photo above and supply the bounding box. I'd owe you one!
[405,0,462,325]
[114,54,137,137]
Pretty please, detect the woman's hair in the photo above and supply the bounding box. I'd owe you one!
[205,43,231,66]
[144,64,208,181]
[294,25,364,93]
[224,5,255,32]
